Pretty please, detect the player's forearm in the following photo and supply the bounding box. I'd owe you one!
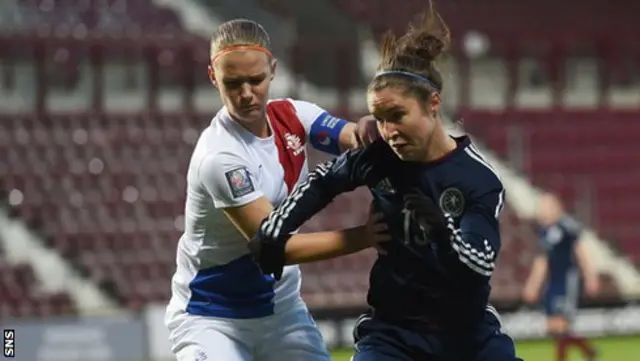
[262,162,347,239]
[526,256,548,288]
[284,226,367,264]
[575,242,597,280]
[437,214,498,278]
[444,234,496,278]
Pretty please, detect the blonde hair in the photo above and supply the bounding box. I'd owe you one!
[210,19,271,59]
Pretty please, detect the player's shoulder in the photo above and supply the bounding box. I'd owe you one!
[268,98,327,122]
[191,113,252,168]
[455,137,503,192]
[440,137,504,212]
[269,98,323,111]
[559,215,582,235]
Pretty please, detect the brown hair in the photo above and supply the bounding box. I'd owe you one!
[369,0,450,104]
[210,19,271,59]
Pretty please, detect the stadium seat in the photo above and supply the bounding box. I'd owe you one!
[11,0,183,32]
[0,245,76,318]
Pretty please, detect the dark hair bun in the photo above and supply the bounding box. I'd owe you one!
[378,1,450,71]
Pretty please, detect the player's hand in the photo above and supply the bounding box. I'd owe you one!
[403,188,449,237]
[248,221,289,281]
[363,202,391,255]
[353,114,380,148]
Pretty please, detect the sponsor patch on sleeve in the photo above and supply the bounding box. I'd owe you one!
[224,167,255,198]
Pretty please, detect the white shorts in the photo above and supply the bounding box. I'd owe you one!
[166,304,330,361]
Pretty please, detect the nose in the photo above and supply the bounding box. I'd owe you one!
[239,83,253,100]
[379,120,399,140]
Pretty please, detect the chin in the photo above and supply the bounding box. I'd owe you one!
[391,149,410,161]
[232,110,264,123]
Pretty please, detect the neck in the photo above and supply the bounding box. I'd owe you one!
[421,122,457,162]
[232,113,271,138]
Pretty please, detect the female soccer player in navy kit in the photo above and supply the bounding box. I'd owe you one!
[249,2,523,360]
[523,193,600,361]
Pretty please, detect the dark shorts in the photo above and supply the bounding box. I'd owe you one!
[543,290,580,319]
[544,272,581,318]
[352,306,522,361]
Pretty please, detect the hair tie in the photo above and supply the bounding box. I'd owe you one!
[374,70,440,92]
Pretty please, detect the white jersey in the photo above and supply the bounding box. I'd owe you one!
[167,98,349,320]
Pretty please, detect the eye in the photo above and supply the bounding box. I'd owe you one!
[382,112,404,124]
[224,80,243,89]
[249,75,266,85]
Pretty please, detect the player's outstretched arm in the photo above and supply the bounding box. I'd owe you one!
[574,237,600,297]
[283,204,389,264]
[198,145,387,280]
[251,142,388,278]
[291,99,379,154]
[260,141,385,241]
[522,255,548,304]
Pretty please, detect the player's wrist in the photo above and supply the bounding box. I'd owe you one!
[258,219,292,245]
[347,226,374,251]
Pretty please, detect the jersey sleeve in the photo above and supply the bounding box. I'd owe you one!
[198,151,263,208]
[443,184,506,278]
[534,226,547,254]
[260,141,387,239]
[289,99,349,155]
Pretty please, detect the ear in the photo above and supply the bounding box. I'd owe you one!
[269,58,277,81]
[430,92,441,116]
[208,65,218,88]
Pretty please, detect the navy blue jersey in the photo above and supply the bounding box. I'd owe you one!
[536,216,582,288]
[261,136,505,329]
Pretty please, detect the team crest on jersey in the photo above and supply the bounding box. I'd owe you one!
[225,167,255,198]
[285,132,304,156]
[194,349,207,361]
[439,187,465,217]
[374,178,396,194]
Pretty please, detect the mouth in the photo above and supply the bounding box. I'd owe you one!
[391,143,409,151]
[240,104,261,112]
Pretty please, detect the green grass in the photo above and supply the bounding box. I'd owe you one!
[331,336,640,361]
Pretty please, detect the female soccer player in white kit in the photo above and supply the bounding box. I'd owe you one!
[165,19,387,361]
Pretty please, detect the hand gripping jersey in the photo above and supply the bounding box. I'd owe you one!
[167,99,349,320]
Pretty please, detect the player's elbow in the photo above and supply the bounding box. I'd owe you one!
[222,197,274,241]
[450,231,497,277]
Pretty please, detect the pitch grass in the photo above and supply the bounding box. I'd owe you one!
[331,335,640,361]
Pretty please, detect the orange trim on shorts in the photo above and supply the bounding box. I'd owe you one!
[211,45,273,64]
